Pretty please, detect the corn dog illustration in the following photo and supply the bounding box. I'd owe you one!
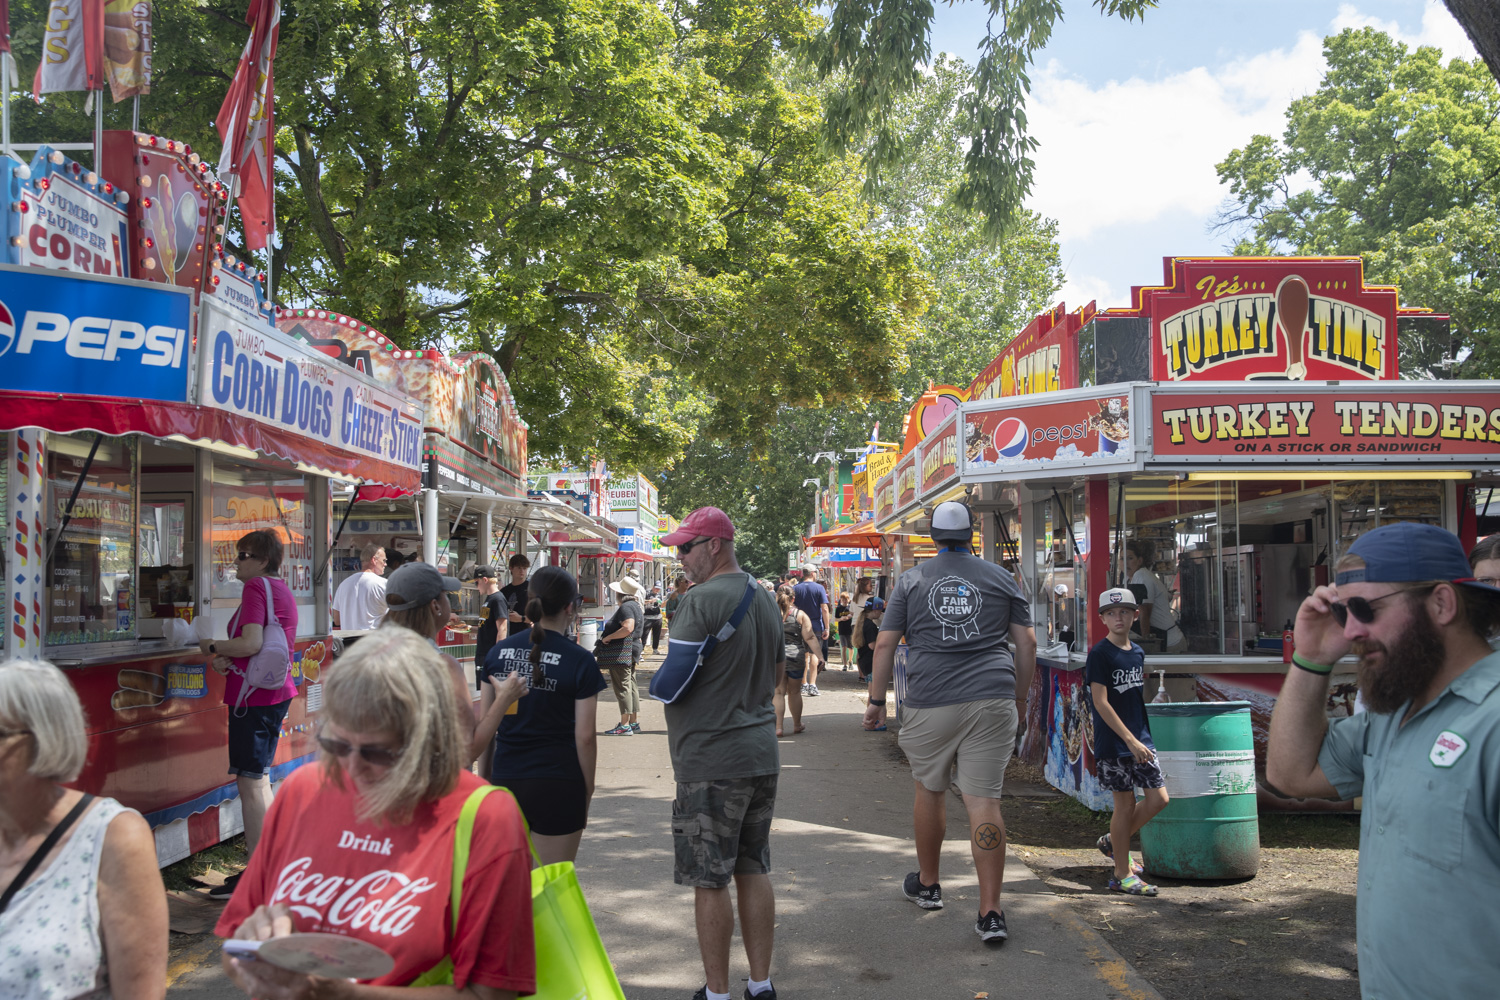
[149,173,177,275]
[117,668,166,697]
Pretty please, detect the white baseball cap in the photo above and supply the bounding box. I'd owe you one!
[1098,587,1138,611]
[929,500,974,543]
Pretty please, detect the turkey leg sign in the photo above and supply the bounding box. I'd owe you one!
[1276,275,1310,381]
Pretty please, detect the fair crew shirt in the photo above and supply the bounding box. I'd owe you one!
[1084,637,1154,760]
[1315,651,1500,999]
[332,569,388,631]
[881,548,1033,709]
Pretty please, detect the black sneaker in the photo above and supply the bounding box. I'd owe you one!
[902,871,943,909]
[975,910,1008,942]
[744,984,777,1000]
[207,871,242,900]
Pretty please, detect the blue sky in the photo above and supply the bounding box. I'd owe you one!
[925,1,1478,311]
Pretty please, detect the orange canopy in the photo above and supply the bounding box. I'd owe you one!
[804,520,883,549]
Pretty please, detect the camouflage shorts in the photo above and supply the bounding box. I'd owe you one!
[672,774,778,888]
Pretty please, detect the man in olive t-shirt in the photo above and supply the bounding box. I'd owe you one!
[659,507,782,1000]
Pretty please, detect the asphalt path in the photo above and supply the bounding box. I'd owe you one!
[168,658,1161,999]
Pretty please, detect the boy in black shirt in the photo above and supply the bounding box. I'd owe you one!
[472,565,508,683]
[1086,587,1170,896]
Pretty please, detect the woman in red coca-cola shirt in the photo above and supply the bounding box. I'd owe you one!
[216,628,536,998]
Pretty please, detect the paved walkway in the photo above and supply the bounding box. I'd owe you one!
[168,658,1161,999]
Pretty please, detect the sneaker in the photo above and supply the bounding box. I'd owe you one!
[207,871,242,900]
[1109,874,1159,896]
[605,724,634,736]
[902,871,943,909]
[628,723,641,734]
[744,984,777,1000]
[975,910,1008,942]
[807,684,820,697]
[800,683,812,697]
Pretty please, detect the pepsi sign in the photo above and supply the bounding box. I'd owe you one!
[0,264,191,402]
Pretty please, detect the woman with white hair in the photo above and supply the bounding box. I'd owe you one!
[217,627,536,996]
[0,659,167,998]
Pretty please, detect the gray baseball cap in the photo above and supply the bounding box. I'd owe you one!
[385,562,462,611]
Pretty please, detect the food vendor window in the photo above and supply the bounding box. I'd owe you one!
[45,433,138,646]
[1121,477,1236,655]
[210,460,315,634]
[138,438,199,635]
[1032,491,1086,651]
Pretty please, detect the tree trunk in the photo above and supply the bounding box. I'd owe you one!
[1445,0,1500,85]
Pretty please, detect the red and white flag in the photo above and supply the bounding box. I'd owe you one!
[33,0,105,98]
[216,0,280,251]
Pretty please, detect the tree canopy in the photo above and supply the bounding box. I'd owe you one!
[1216,27,1500,377]
[6,0,931,470]
[657,56,1062,575]
[814,0,1155,240]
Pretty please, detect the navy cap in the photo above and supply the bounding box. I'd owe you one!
[1339,523,1500,595]
[863,597,886,611]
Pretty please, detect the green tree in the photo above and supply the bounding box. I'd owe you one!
[5,0,929,469]
[1216,27,1500,377]
[657,57,1062,568]
[814,0,1155,239]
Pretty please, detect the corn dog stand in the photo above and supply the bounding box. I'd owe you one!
[884,256,1494,811]
[0,134,428,864]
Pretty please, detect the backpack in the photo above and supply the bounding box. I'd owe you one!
[231,577,291,715]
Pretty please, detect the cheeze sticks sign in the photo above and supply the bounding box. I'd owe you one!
[1151,387,1500,462]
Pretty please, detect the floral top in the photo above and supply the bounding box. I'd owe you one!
[0,797,129,999]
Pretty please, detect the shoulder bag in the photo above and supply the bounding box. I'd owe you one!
[231,577,292,716]
[649,574,758,704]
[410,785,626,999]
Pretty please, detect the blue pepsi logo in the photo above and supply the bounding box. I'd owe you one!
[995,417,1027,459]
[0,300,13,357]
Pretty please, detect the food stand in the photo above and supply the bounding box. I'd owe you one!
[881,256,1477,809]
[0,135,427,863]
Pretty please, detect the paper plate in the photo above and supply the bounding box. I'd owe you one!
[256,933,395,980]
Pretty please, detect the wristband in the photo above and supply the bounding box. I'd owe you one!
[868,697,886,706]
[1291,652,1333,675]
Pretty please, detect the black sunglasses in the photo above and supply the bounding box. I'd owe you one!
[678,536,713,555]
[1329,590,1410,628]
[235,551,261,562]
[318,733,403,767]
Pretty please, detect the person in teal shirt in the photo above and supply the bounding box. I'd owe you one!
[1268,522,1500,999]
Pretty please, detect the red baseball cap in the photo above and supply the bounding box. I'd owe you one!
[660,506,736,547]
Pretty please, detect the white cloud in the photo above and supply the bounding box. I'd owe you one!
[1025,1,1479,314]
[1025,30,1326,242]
[1331,1,1478,59]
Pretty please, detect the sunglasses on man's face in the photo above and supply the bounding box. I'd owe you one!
[678,536,713,555]
[1329,590,1409,628]
[317,734,403,767]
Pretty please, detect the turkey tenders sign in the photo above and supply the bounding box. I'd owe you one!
[199,300,424,474]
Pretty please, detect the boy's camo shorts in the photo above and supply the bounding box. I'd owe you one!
[672,774,779,888]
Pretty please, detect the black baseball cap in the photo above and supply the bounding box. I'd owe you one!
[386,563,463,610]
[471,565,499,580]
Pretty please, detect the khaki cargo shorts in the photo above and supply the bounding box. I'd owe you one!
[899,698,1018,799]
[672,774,778,888]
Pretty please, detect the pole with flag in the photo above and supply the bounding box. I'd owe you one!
[1,0,11,156]
[216,0,280,302]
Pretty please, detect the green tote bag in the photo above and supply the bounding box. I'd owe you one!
[411,785,627,999]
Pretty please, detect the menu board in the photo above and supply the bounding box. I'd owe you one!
[210,470,315,603]
[46,434,137,645]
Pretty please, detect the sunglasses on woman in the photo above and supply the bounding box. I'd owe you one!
[1328,590,1410,628]
[317,733,403,767]
[235,551,260,562]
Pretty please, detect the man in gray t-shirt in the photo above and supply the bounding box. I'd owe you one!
[865,500,1037,944]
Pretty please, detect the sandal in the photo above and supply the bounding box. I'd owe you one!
[1096,833,1144,876]
[1108,874,1158,896]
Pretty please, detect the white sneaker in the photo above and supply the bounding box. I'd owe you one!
[808,684,821,696]
[800,683,812,697]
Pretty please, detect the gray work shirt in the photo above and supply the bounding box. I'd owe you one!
[1317,651,1500,999]
[880,549,1032,709]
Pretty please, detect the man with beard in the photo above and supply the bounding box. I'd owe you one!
[1267,522,1500,999]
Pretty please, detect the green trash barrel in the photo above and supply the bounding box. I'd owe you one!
[1139,701,1260,880]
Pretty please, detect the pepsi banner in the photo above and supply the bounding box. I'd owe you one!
[0,265,191,402]
[196,299,424,475]
[959,386,1140,482]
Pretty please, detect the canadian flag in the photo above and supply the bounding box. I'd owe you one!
[215,0,280,251]
[33,0,105,97]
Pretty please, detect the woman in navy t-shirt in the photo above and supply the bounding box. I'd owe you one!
[482,566,608,864]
